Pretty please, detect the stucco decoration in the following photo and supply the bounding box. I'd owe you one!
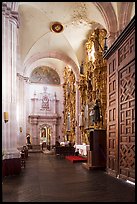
[72,2,89,25]
[30,66,60,85]
[42,95,50,110]
[50,22,64,33]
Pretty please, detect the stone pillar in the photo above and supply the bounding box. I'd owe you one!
[2,2,20,159]
[2,3,11,152]
[24,78,31,141]
[30,117,40,149]
[52,122,57,146]
[53,92,57,114]
[16,74,28,147]
[31,92,38,115]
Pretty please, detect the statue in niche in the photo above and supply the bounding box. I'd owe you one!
[67,112,70,131]
[84,104,89,128]
[93,99,101,127]
[26,134,31,144]
[87,71,93,90]
[79,111,84,127]
[80,62,84,74]
[89,108,95,126]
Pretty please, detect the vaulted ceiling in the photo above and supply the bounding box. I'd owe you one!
[17,2,135,83]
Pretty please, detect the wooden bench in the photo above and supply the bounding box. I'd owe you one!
[55,146,75,158]
[20,152,26,168]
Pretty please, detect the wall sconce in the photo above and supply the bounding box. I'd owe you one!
[20,127,22,132]
[4,112,8,123]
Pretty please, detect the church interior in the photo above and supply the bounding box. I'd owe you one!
[2,2,135,202]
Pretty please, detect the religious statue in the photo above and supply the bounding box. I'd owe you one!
[80,62,84,74]
[26,134,31,144]
[93,99,100,124]
[89,108,95,126]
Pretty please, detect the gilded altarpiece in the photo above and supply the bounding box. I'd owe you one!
[78,74,87,143]
[78,28,107,144]
[63,66,76,142]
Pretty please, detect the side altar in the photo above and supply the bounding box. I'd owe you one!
[78,28,107,170]
[82,129,106,170]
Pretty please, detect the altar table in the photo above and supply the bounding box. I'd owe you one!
[75,144,90,156]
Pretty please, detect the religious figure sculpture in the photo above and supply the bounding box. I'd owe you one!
[89,108,95,126]
[93,99,100,124]
[26,134,31,144]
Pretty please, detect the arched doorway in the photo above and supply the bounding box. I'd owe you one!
[40,125,51,151]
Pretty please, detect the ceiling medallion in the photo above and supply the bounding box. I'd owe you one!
[50,22,64,33]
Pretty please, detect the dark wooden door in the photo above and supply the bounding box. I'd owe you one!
[104,17,135,182]
[118,61,135,182]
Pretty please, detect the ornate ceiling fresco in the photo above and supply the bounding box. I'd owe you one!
[30,66,60,85]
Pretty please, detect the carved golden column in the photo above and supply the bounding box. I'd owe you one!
[78,72,87,144]
[84,28,107,130]
[62,66,76,143]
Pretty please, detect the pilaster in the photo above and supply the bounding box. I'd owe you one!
[2,2,20,158]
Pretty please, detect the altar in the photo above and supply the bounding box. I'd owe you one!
[75,144,90,156]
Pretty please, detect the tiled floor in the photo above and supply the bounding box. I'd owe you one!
[2,152,135,202]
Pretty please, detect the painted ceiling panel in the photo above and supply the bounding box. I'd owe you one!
[30,66,60,85]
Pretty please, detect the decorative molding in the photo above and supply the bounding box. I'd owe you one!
[2,2,19,28]
[50,22,64,33]
[23,51,79,81]
[17,73,29,82]
[28,114,60,120]
[103,16,135,60]
[63,66,76,142]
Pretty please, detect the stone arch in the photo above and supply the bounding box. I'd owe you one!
[93,2,118,47]
[2,2,19,27]
[11,2,19,12]
[118,2,134,34]
[24,51,80,81]
[2,2,19,12]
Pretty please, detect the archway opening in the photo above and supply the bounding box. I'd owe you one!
[40,125,51,151]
